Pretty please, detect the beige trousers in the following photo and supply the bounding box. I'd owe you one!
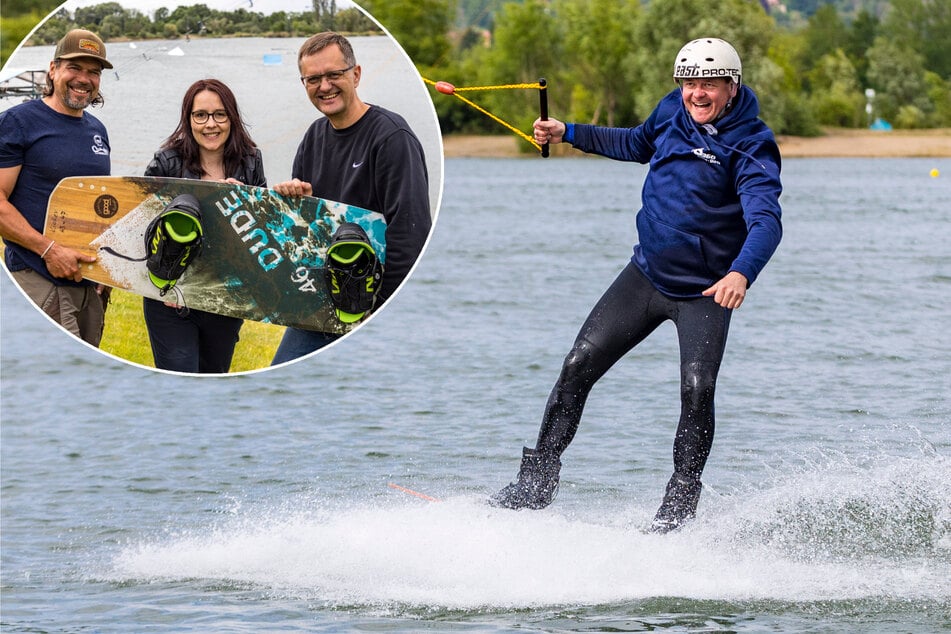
[10,269,106,347]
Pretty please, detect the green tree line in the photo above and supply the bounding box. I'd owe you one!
[5,0,950,135]
[1,1,379,65]
[363,0,950,136]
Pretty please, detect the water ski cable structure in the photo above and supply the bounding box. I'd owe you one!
[0,68,47,101]
[424,77,550,156]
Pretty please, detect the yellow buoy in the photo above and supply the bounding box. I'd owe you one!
[930,168,940,178]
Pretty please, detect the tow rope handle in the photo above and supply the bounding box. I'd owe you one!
[539,78,549,158]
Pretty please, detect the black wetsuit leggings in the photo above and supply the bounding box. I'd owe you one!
[535,262,732,480]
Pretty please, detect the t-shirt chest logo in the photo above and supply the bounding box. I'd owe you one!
[691,147,720,165]
[91,134,109,156]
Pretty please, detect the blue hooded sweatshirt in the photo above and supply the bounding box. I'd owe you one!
[567,85,783,298]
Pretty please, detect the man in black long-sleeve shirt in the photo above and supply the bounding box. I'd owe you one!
[271,31,432,364]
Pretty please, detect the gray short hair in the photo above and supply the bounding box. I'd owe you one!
[298,32,356,68]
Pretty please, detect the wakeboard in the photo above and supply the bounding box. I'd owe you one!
[45,176,386,333]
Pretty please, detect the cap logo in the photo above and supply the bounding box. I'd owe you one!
[78,38,101,55]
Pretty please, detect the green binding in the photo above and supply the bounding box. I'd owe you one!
[324,222,382,323]
[145,194,204,294]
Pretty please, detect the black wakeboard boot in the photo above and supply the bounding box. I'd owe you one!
[145,194,203,295]
[649,472,702,533]
[489,447,561,510]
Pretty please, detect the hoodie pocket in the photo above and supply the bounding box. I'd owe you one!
[636,212,715,291]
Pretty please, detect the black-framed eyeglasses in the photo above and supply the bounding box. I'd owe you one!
[191,110,229,124]
[300,65,355,87]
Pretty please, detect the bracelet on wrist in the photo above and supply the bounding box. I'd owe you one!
[40,240,55,260]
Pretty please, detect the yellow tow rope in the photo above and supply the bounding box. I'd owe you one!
[423,77,549,154]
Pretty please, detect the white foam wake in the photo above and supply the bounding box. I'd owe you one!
[110,452,950,610]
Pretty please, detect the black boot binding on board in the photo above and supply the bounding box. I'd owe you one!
[650,472,702,533]
[489,447,561,510]
[324,222,382,324]
[145,194,203,295]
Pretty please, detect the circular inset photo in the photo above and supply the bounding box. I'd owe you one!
[0,0,443,375]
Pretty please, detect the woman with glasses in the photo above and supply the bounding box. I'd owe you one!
[143,78,266,374]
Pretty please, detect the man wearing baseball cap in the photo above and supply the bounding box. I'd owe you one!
[0,29,114,346]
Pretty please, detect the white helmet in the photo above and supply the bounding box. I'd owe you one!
[673,38,742,86]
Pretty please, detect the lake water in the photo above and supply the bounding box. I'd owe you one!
[2,155,950,631]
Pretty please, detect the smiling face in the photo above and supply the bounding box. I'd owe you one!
[46,58,102,116]
[680,78,737,125]
[299,44,366,129]
[189,90,231,155]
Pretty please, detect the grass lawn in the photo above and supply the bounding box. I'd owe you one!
[101,287,285,373]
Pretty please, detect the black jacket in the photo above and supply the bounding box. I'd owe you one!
[145,147,267,188]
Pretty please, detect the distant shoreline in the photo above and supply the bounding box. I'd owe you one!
[441,128,951,158]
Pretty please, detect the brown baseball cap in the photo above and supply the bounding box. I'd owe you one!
[54,29,113,69]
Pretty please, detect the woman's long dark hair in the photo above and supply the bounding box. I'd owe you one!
[162,78,257,179]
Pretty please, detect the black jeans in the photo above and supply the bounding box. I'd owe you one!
[143,298,243,374]
[535,262,732,480]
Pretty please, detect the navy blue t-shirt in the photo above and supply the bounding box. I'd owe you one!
[0,98,111,285]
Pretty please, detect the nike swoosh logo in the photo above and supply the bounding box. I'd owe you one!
[352,161,364,168]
